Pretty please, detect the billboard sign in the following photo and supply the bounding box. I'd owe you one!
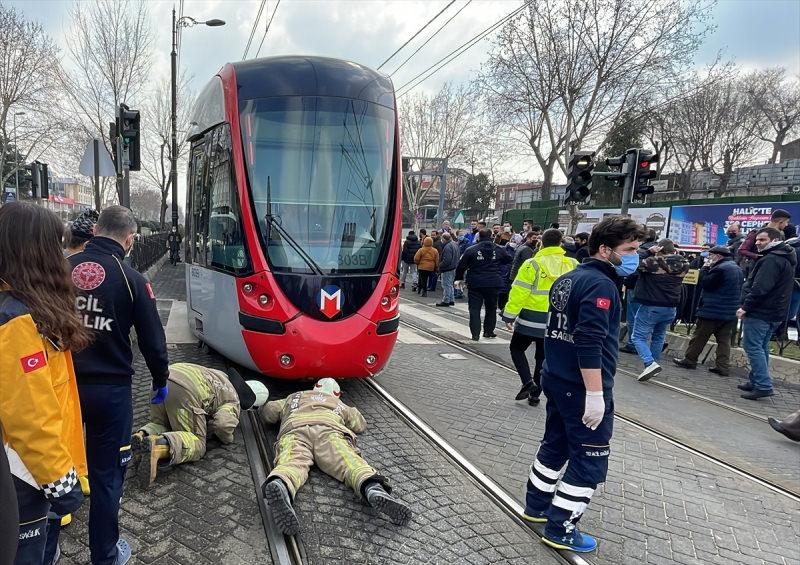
[558,207,670,238]
[668,201,800,249]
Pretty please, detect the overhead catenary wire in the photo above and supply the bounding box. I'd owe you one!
[390,0,472,77]
[376,0,457,71]
[242,0,268,60]
[254,0,282,59]
[395,0,530,97]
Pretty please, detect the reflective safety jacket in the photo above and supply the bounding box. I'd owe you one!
[502,246,577,337]
[0,290,88,495]
[259,390,366,439]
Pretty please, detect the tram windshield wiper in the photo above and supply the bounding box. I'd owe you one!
[264,176,325,276]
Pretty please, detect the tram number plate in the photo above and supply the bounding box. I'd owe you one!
[338,253,369,266]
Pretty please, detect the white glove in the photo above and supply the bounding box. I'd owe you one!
[582,391,605,430]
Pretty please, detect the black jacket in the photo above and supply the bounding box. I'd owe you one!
[454,239,511,289]
[542,259,622,391]
[741,243,798,322]
[632,255,688,308]
[69,237,169,388]
[575,245,590,263]
[510,243,536,281]
[696,257,743,320]
[401,234,421,264]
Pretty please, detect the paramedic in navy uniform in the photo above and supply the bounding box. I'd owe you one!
[68,206,170,565]
[522,216,645,553]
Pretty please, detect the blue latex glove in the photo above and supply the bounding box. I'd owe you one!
[151,385,168,404]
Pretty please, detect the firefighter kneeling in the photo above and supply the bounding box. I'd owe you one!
[259,378,412,534]
[131,363,269,488]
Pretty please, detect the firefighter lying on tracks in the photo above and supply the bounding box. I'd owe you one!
[260,378,412,534]
[132,363,269,488]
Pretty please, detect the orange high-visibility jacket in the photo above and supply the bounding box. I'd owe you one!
[0,290,87,492]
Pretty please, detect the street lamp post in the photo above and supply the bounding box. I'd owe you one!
[171,10,225,231]
[13,111,26,198]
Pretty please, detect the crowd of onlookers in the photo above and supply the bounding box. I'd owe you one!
[400,208,800,403]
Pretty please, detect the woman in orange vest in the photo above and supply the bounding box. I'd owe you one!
[0,202,92,565]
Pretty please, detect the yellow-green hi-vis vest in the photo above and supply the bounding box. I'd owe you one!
[502,246,578,337]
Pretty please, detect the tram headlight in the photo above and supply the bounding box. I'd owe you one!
[280,354,293,366]
[243,283,254,294]
[381,296,390,307]
[366,354,377,366]
[389,285,398,296]
[258,294,271,306]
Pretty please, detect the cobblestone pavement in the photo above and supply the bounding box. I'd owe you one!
[399,292,800,493]
[58,345,271,565]
[384,290,800,565]
[261,378,560,565]
[58,263,270,564]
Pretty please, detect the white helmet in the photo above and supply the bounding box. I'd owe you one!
[313,378,341,398]
[246,380,270,408]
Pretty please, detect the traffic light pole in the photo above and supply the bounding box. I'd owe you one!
[620,149,639,217]
[170,7,179,231]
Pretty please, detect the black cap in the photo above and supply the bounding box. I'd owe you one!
[709,246,731,257]
[71,209,99,239]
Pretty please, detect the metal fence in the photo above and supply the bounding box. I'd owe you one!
[623,283,798,358]
[130,232,169,273]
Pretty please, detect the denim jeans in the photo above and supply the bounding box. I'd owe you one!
[632,305,676,366]
[742,317,780,391]
[441,270,455,303]
[625,301,642,347]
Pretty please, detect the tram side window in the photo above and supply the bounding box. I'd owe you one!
[189,144,208,266]
[207,124,249,273]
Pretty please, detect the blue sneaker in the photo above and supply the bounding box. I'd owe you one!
[115,538,131,565]
[521,510,548,523]
[541,528,597,553]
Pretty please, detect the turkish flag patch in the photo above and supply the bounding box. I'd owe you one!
[145,283,155,299]
[595,297,611,310]
[21,352,47,373]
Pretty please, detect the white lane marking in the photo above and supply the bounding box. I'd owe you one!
[400,302,510,343]
[165,300,195,344]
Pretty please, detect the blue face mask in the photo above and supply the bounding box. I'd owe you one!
[613,252,639,277]
[700,251,709,257]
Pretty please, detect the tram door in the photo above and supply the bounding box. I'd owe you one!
[187,142,208,330]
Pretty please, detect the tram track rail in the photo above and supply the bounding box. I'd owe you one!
[241,409,305,565]
[398,317,800,504]
[360,377,589,565]
[407,298,772,422]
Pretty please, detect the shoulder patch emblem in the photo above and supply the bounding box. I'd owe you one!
[71,262,106,291]
[550,278,572,312]
[595,297,611,310]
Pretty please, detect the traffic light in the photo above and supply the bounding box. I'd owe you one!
[631,149,658,201]
[601,154,627,188]
[40,163,49,200]
[109,120,119,172]
[564,151,595,204]
[119,104,141,171]
[30,162,41,198]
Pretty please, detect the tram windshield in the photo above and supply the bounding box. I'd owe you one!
[240,96,395,274]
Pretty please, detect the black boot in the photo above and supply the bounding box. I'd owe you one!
[262,479,299,535]
[363,481,412,526]
[768,410,800,442]
[515,383,533,400]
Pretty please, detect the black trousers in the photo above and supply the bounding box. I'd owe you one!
[467,287,498,337]
[417,270,433,293]
[498,291,509,312]
[0,437,17,565]
[509,332,545,392]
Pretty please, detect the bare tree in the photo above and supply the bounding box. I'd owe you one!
[478,0,713,200]
[140,75,194,229]
[60,0,154,208]
[745,67,800,164]
[129,179,162,222]
[0,5,65,190]
[399,82,479,220]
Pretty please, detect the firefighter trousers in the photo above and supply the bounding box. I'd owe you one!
[141,382,208,466]
[524,376,614,537]
[268,424,377,499]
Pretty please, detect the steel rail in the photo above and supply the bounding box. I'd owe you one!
[360,378,592,565]
[398,317,800,504]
